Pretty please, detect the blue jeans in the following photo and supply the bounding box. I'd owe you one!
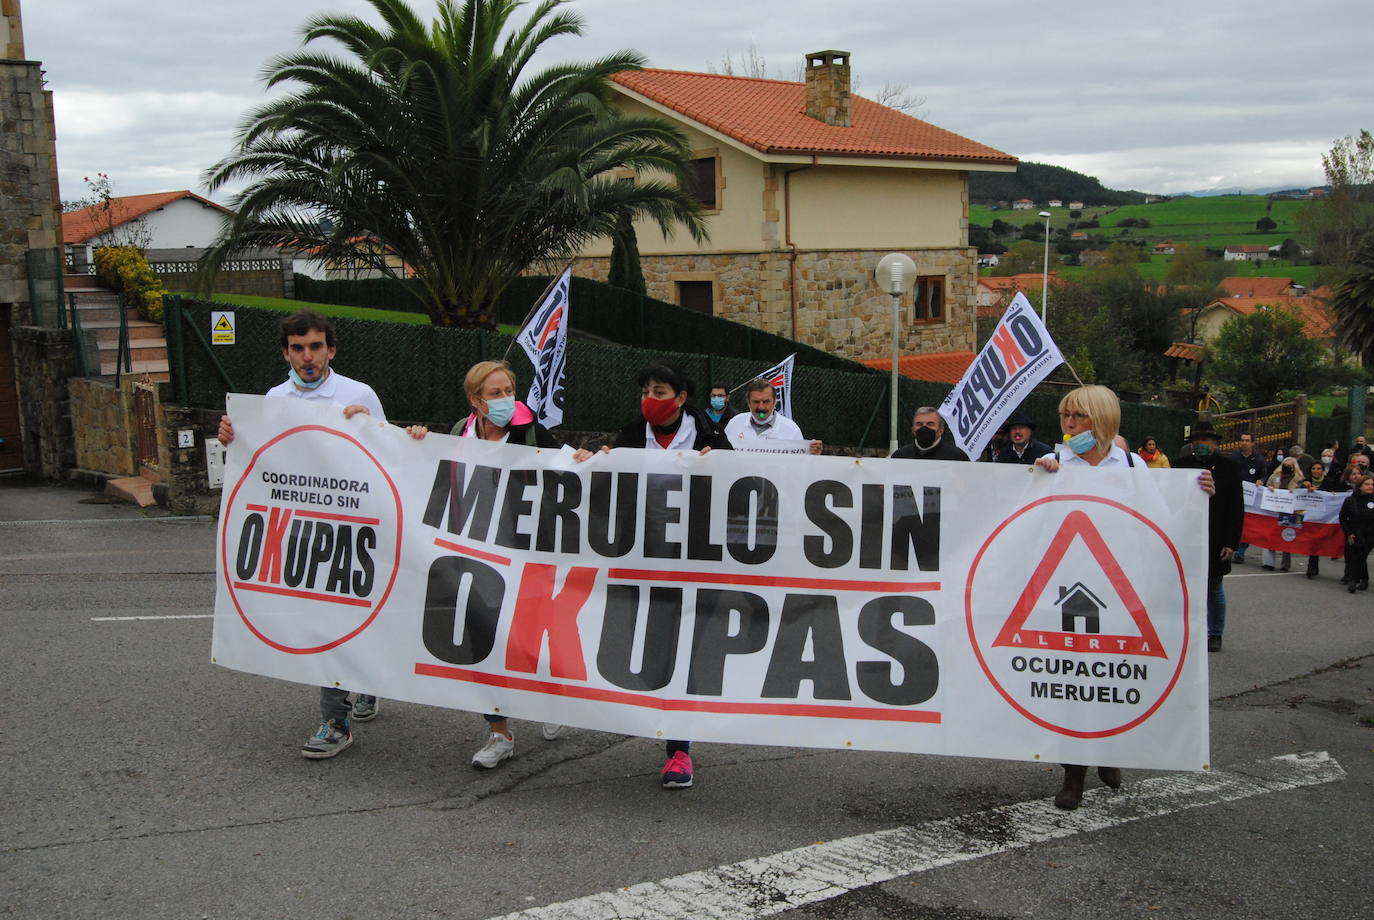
[1207,575,1226,639]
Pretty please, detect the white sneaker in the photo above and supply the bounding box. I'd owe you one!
[541,723,565,741]
[471,731,514,769]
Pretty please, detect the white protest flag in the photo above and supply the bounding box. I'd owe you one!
[757,353,796,418]
[516,267,571,428]
[939,292,1064,459]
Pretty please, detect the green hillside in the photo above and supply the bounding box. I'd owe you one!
[969,161,1147,206]
[1095,195,1309,249]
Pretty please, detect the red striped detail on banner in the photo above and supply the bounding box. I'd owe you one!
[1241,512,1345,556]
[433,537,513,566]
[292,508,381,525]
[231,581,372,607]
[413,664,942,723]
[606,568,940,593]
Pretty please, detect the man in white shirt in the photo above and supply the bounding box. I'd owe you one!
[217,310,385,760]
[723,378,822,454]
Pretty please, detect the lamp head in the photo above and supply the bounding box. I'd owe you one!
[875,253,918,295]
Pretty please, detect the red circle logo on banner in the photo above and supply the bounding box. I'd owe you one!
[220,425,403,654]
[965,495,1190,738]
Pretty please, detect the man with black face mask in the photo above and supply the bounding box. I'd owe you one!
[890,407,970,461]
[1176,421,1244,652]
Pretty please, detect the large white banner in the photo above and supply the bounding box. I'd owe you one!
[213,395,1211,770]
[940,292,1065,459]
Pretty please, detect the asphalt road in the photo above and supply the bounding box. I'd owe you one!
[2,478,1371,919]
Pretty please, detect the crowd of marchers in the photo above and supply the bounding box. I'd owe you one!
[216,308,1372,813]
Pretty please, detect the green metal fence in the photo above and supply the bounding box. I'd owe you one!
[293,275,869,373]
[167,296,1198,451]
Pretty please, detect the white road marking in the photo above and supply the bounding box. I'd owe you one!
[90,614,214,622]
[486,752,1344,920]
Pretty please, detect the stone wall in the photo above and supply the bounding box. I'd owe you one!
[0,55,61,324]
[12,325,75,477]
[69,376,136,476]
[575,245,977,361]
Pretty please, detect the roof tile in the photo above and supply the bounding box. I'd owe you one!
[612,70,1015,164]
[863,351,976,384]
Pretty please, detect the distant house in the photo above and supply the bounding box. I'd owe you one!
[976,252,1000,268]
[1223,244,1271,262]
[63,190,231,268]
[1070,231,1087,241]
[976,272,1057,315]
[1219,276,1296,299]
[1068,200,1085,210]
[1047,199,1063,208]
[1191,288,1336,351]
[1012,198,1034,210]
[1153,241,1177,255]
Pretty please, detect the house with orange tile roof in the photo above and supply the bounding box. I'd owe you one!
[976,273,1058,317]
[574,50,1016,362]
[1191,288,1337,350]
[1218,276,1297,299]
[63,190,231,267]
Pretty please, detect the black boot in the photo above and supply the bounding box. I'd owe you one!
[1097,766,1123,788]
[1055,764,1088,810]
[1306,558,1319,579]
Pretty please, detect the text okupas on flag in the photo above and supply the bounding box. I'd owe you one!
[939,292,1065,460]
[214,395,1212,770]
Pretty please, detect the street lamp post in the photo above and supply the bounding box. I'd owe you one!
[875,253,917,456]
[1038,210,1052,322]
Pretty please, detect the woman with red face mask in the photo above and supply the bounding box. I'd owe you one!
[609,360,733,453]
[577,360,731,788]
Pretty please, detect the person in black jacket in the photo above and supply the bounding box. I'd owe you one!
[703,382,738,440]
[578,360,730,789]
[890,407,970,461]
[994,410,1053,464]
[1175,421,1244,652]
[1229,431,1268,565]
[1339,475,1374,593]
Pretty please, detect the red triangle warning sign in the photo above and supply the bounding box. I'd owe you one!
[991,510,1167,658]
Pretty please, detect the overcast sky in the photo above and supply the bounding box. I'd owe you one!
[22,0,1373,204]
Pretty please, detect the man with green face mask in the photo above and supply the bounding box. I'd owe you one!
[1176,421,1244,652]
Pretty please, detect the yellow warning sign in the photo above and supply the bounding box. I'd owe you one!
[211,311,235,345]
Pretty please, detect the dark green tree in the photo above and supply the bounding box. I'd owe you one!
[1300,129,1374,283]
[200,0,706,327]
[1207,307,1328,407]
[1255,216,1277,232]
[1331,229,1374,367]
[607,211,646,295]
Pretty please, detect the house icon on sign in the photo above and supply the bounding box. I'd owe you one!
[1055,582,1106,634]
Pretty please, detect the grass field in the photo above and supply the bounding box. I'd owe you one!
[173,291,523,335]
[973,194,1323,286]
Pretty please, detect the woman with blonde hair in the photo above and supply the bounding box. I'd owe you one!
[1035,384,1214,810]
[408,360,562,768]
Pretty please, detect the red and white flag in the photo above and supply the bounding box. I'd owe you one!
[515,267,571,429]
[1239,486,1346,557]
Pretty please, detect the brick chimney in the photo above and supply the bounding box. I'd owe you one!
[804,50,851,127]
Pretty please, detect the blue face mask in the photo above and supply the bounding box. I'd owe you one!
[709,395,726,412]
[289,367,326,390]
[1067,430,1098,455]
[483,396,516,428]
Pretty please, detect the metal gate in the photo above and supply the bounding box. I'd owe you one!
[133,383,159,468]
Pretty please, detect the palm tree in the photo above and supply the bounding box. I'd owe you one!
[201,0,706,327]
[1332,230,1374,367]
